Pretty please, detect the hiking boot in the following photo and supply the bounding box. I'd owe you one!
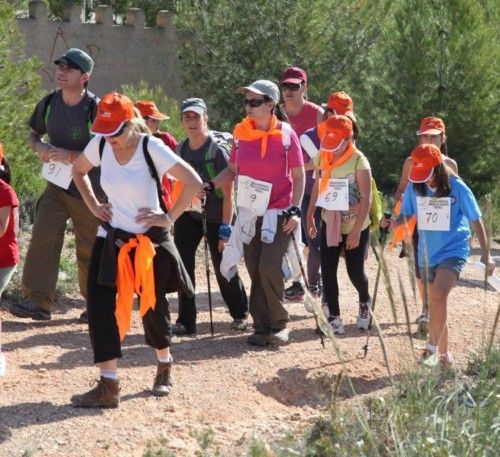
[230,318,248,331]
[152,362,173,397]
[78,310,89,324]
[415,312,429,324]
[10,300,51,321]
[357,299,371,330]
[270,328,290,345]
[71,377,120,408]
[247,332,270,347]
[308,282,322,298]
[172,322,196,336]
[284,282,305,301]
[328,316,345,335]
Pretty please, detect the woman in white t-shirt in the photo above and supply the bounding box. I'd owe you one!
[71,92,202,408]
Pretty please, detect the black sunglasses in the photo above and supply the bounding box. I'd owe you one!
[107,123,128,138]
[244,98,268,108]
[281,82,302,91]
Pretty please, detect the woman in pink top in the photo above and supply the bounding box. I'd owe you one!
[210,79,305,346]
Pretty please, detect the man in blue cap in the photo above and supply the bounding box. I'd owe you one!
[11,48,101,323]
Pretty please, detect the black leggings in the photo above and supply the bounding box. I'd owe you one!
[87,237,174,364]
[321,226,370,317]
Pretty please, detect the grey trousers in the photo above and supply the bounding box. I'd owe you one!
[243,216,291,334]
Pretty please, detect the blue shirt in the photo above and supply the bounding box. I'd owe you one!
[401,176,481,268]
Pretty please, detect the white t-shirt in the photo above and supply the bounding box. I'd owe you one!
[84,134,180,235]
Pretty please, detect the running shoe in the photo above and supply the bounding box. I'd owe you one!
[284,282,305,301]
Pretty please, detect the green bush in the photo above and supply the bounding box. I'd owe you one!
[0,2,45,203]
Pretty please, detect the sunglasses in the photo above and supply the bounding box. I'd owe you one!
[281,83,302,92]
[107,123,128,138]
[244,98,268,108]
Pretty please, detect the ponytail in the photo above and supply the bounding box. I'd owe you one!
[0,156,12,184]
[273,103,289,123]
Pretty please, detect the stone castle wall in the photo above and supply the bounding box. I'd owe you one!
[17,1,185,101]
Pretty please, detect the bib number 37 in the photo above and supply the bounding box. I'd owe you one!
[417,196,451,231]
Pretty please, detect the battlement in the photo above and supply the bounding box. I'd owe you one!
[17,1,184,101]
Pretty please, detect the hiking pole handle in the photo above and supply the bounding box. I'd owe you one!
[379,211,392,245]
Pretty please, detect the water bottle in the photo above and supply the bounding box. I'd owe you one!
[0,351,6,377]
[471,262,500,293]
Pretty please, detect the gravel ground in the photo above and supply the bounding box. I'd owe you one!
[0,239,498,457]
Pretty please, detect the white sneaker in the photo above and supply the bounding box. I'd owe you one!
[356,299,371,330]
[328,316,345,335]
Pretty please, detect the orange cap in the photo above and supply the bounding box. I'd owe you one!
[318,115,353,152]
[134,100,169,120]
[409,144,443,183]
[91,92,135,136]
[326,91,354,116]
[417,117,445,136]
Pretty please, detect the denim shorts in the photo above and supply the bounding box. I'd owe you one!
[419,257,466,283]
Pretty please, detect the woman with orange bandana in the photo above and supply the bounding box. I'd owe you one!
[209,80,305,347]
[391,117,458,329]
[306,115,372,334]
[71,92,202,408]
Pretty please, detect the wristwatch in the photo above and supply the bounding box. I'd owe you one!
[287,206,301,217]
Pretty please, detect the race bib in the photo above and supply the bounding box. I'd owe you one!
[316,179,349,211]
[236,175,272,216]
[41,161,73,190]
[417,197,451,231]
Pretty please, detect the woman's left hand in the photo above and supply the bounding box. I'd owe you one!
[345,229,361,250]
[481,253,496,276]
[282,215,300,234]
[136,207,173,230]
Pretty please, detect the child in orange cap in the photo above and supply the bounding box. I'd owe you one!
[382,143,495,367]
[392,117,458,331]
[306,115,373,334]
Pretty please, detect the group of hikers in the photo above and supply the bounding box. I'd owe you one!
[0,48,496,408]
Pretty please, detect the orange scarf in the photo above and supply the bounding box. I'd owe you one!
[233,115,283,158]
[389,199,416,251]
[318,141,356,193]
[115,234,156,341]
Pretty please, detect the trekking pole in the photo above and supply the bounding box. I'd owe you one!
[201,197,215,336]
[289,229,325,348]
[362,212,391,358]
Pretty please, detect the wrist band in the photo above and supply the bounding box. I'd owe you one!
[286,206,301,217]
[219,223,232,241]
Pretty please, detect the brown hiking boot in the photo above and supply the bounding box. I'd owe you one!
[152,362,173,397]
[71,377,120,408]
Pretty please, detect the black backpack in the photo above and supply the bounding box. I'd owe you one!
[98,136,168,213]
[42,89,99,131]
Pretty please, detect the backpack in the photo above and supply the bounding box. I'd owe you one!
[176,130,233,199]
[43,89,99,133]
[356,154,383,231]
[98,136,169,213]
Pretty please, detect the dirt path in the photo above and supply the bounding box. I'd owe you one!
[1,241,498,456]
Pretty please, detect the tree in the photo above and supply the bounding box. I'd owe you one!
[0,1,45,204]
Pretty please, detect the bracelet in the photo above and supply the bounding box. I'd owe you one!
[219,223,232,241]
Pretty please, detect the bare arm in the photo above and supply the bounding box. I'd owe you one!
[282,165,305,234]
[470,219,495,275]
[212,163,237,188]
[395,156,411,200]
[164,162,203,221]
[221,182,234,225]
[0,206,10,237]
[72,153,111,221]
[306,170,320,238]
